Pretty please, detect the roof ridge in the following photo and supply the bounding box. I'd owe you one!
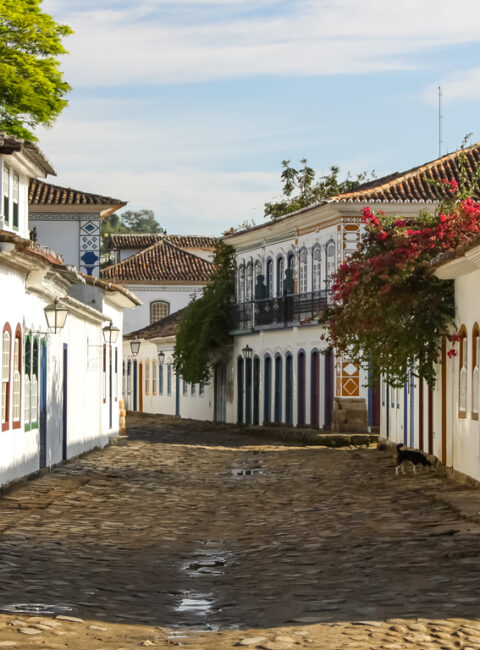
[332,141,480,200]
[101,238,165,274]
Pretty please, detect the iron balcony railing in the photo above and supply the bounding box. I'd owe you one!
[230,290,333,331]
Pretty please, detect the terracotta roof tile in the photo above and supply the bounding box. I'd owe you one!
[108,233,217,251]
[224,143,480,240]
[101,239,215,283]
[124,308,185,340]
[330,142,480,203]
[29,178,126,209]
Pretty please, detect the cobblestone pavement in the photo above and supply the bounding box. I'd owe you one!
[1,415,480,649]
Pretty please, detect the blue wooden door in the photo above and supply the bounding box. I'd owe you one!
[214,362,226,422]
[253,357,260,425]
[175,373,180,416]
[133,361,137,411]
[39,340,47,469]
[310,351,319,427]
[264,356,271,423]
[245,358,252,424]
[324,350,333,428]
[274,355,282,423]
[237,357,244,423]
[297,352,305,426]
[62,344,68,461]
[285,354,293,425]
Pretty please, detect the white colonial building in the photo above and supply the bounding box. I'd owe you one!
[223,190,380,430]
[102,234,216,334]
[29,178,126,278]
[0,133,139,487]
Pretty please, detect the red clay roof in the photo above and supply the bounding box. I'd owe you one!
[224,143,480,240]
[101,239,215,283]
[124,308,185,340]
[108,233,217,250]
[330,143,480,203]
[29,179,126,211]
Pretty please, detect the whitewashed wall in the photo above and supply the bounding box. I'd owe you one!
[122,339,214,421]
[0,262,127,488]
[30,220,79,267]
[123,285,203,334]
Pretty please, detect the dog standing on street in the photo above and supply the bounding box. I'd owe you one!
[395,443,432,475]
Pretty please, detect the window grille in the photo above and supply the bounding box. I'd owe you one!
[2,329,11,425]
[151,301,169,323]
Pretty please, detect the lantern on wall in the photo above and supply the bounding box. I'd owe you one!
[44,299,69,333]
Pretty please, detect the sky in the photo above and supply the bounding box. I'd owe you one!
[38,0,480,236]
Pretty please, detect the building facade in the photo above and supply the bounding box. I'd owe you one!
[0,134,139,488]
[29,179,126,277]
[102,235,216,334]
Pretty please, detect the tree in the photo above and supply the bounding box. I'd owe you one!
[174,242,236,384]
[120,209,163,234]
[101,209,163,239]
[265,159,375,220]
[0,0,72,140]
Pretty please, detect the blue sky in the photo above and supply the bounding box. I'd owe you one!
[39,0,480,235]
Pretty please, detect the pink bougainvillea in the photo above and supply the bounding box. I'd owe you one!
[325,197,480,387]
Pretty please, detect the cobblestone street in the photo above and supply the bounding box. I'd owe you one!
[1,415,480,649]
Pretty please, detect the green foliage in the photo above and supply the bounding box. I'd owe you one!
[265,159,375,220]
[174,242,236,384]
[120,209,163,234]
[0,0,72,140]
[102,209,163,237]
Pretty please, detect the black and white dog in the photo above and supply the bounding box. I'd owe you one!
[395,443,432,475]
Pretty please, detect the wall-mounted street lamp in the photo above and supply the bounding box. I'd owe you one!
[102,321,120,345]
[242,344,253,360]
[44,298,69,334]
[130,339,141,357]
[157,349,165,365]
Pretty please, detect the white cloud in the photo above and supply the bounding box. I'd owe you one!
[51,167,277,235]
[43,0,480,87]
[424,68,480,104]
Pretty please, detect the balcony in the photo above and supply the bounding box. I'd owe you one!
[230,290,333,332]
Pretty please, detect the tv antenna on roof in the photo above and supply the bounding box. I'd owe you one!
[438,86,443,158]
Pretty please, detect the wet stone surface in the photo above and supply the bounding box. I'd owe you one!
[1,414,480,648]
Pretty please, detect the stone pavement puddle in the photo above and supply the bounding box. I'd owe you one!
[175,593,214,615]
[0,603,74,615]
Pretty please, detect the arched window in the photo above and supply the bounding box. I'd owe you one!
[145,359,150,395]
[299,249,308,294]
[276,256,285,297]
[326,240,336,287]
[459,325,467,417]
[2,325,12,430]
[12,326,21,427]
[255,260,262,284]
[150,301,169,324]
[472,324,479,419]
[238,265,246,303]
[246,262,253,301]
[266,259,273,298]
[312,246,321,292]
